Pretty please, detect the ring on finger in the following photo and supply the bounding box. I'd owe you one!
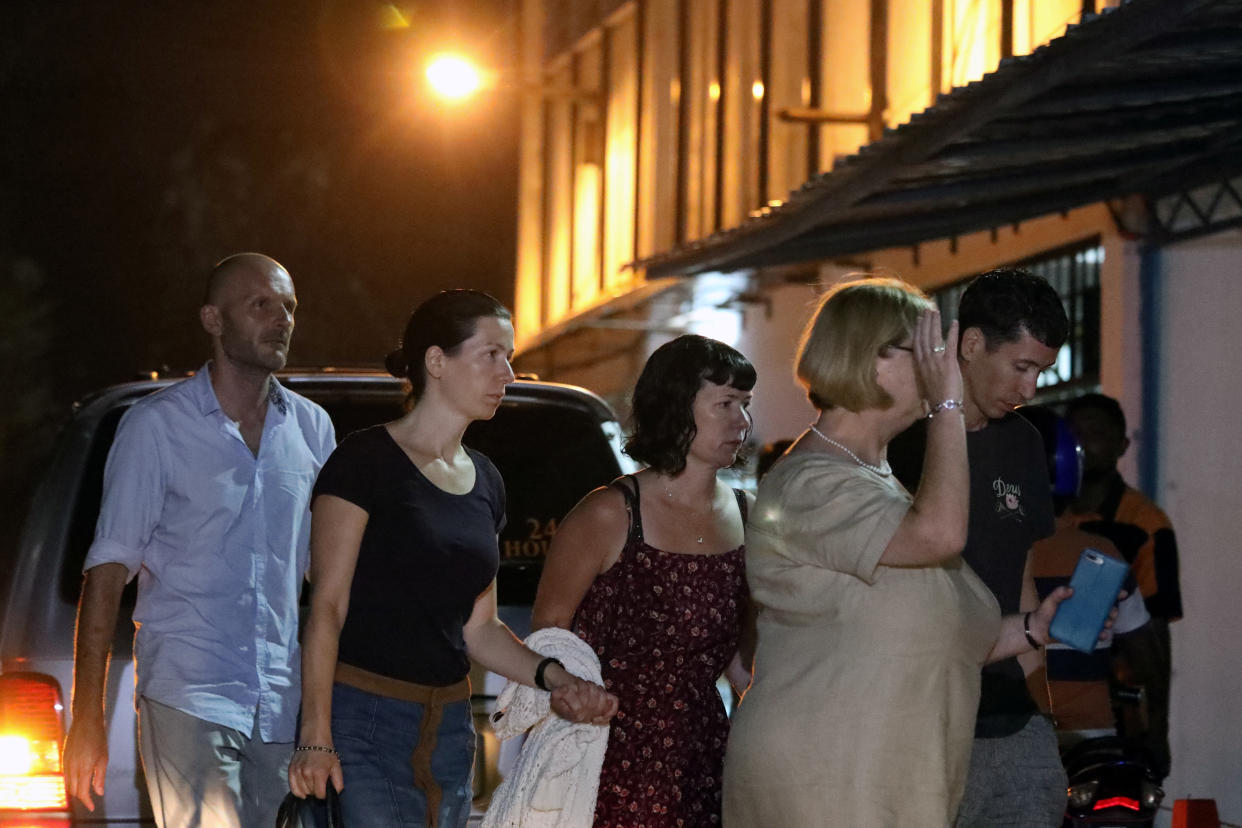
[932,345,946,353]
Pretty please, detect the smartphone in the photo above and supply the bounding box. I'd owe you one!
[1049,548,1129,654]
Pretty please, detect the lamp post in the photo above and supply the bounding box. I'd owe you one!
[413,7,602,349]
[422,52,598,105]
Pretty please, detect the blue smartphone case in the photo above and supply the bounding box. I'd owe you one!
[1049,548,1129,653]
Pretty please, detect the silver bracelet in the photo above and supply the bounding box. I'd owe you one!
[927,399,964,418]
[295,744,339,758]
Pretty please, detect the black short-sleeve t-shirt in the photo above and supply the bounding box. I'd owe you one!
[312,425,505,686]
[889,413,1055,736]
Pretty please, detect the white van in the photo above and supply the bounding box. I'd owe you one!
[0,370,633,825]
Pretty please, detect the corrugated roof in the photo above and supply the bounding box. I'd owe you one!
[641,0,1242,276]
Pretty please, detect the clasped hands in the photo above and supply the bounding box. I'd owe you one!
[544,664,619,725]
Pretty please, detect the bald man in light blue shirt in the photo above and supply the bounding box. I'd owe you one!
[64,253,335,828]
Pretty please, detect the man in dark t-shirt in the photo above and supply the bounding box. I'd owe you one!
[889,267,1069,827]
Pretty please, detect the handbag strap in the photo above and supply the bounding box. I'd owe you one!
[276,782,343,828]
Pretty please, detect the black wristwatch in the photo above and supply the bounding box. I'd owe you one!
[534,656,564,691]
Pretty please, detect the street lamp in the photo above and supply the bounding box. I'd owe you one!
[425,53,485,102]
[423,52,600,106]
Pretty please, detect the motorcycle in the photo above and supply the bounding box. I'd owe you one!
[1061,685,1164,827]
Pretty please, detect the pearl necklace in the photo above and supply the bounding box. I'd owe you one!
[809,425,892,476]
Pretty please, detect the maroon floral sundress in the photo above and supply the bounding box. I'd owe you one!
[573,475,748,828]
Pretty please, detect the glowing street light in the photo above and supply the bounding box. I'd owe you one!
[426,53,484,102]
[420,51,597,111]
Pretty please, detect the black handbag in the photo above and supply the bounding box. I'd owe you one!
[275,783,343,828]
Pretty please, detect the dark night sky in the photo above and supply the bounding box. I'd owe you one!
[0,1,519,565]
[5,0,519,390]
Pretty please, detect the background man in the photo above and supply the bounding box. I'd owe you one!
[1066,392,1181,780]
[63,253,336,827]
[1017,405,1153,749]
[890,267,1070,827]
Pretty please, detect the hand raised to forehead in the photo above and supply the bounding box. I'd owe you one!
[912,310,962,409]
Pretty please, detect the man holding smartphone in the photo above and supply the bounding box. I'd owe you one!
[1017,404,1153,745]
[889,267,1069,827]
[1065,392,1181,781]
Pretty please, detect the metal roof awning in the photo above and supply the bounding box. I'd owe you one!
[516,277,689,357]
[640,0,1242,277]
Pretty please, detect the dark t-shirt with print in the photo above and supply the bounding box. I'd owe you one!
[889,413,1055,737]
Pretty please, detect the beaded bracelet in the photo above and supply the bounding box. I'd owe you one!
[295,744,340,758]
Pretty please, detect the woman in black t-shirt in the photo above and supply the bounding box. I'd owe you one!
[288,290,617,828]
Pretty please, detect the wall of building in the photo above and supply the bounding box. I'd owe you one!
[1156,232,1242,825]
[869,212,1242,823]
[515,0,1111,351]
[859,205,1138,483]
[512,0,1242,818]
[732,221,1242,822]
[736,281,819,447]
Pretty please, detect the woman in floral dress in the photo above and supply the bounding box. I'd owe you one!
[532,334,756,827]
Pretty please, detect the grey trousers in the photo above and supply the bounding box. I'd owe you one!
[138,696,292,828]
[955,715,1067,828]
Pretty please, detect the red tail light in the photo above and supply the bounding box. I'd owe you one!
[0,673,69,812]
[1094,795,1141,811]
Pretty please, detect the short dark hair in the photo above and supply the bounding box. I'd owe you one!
[957,267,1068,350]
[625,334,756,475]
[385,289,511,402]
[1066,392,1127,435]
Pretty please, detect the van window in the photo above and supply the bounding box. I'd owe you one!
[56,387,621,609]
[59,405,135,607]
[466,401,622,605]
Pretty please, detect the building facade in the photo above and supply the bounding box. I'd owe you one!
[511,1,1242,821]
[514,0,1113,376]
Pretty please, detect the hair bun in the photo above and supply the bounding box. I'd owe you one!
[384,348,409,379]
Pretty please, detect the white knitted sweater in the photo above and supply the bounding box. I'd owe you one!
[480,628,610,828]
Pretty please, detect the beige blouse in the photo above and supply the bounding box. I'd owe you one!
[723,452,1000,827]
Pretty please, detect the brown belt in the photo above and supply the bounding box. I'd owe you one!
[335,663,472,828]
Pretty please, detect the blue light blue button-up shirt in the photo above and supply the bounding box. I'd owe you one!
[84,364,335,742]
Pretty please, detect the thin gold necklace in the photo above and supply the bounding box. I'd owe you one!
[662,478,707,543]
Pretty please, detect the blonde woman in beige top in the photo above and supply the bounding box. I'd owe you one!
[722,278,1071,827]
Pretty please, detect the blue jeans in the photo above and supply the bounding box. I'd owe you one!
[331,681,476,828]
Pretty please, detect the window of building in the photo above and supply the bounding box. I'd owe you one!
[720,0,763,228]
[603,8,638,293]
[930,240,1102,398]
[682,0,722,240]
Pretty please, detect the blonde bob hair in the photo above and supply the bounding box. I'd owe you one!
[796,276,931,412]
